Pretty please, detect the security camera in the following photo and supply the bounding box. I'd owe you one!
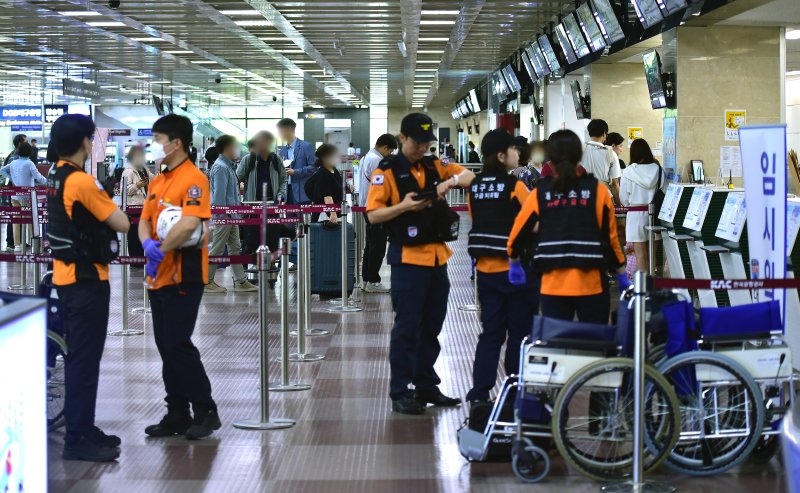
[214,75,221,84]
[108,0,120,9]
[272,95,277,102]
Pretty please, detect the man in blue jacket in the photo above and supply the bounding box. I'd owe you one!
[276,118,316,204]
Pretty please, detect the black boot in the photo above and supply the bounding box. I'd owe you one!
[185,408,222,440]
[145,413,192,437]
[63,435,120,462]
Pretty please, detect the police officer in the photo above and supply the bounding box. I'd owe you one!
[366,113,475,414]
[508,129,629,323]
[138,114,221,440]
[465,129,537,405]
[48,114,130,461]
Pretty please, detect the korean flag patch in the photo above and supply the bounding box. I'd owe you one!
[372,174,385,186]
[188,185,202,199]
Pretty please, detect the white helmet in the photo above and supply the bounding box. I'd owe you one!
[156,206,207,249]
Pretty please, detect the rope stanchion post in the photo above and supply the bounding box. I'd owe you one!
[8,204,32,290]
[602,271,674,493]
[458,260,480,312]
[270,237,313,388]
[302,213,330,336]
[328,190,362,313]
[108,178,143,337]
[234,240,297,428]
[352,191,363,299]
[288,217,326,360]
[30,189,41,295]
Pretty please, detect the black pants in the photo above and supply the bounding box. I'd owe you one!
[148,283,215,415]
[540,291,610,324]
[60,280,110,444]
[362,216,387,284]
[127,227,143,257]
[467,270,539,402]
[389,263,449,400]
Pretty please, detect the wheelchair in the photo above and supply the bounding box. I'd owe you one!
[459,292,682,483]
[656,298,798,476]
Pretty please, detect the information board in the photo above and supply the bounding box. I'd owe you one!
[658,183,684,222]
[682,187,714,231]
[715,192,746,243]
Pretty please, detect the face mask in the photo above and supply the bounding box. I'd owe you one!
[150,140,174,162]
[532,152,545,164]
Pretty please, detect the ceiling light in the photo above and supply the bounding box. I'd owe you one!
[788,29,800,40]
[59,11,101,16]
[23,51,56,56]
[415,68,438,72]
[87,21,126,27]
[421,10,459,15]
[259,37,288,41]
[131,37,165,42]
[234,20,272,27]
[164,50,193,54]
[415,74,435,77]
[150,81,170,84]
[66,61,93,65]
[277,49,305,53]
[420,20,456,25]
[417,60,440,64]
[419,37,449,42]
[99,85,118,89]
[418,50,445,54]
[220,10,262,15]
[127,75,149,79]
[98,69,124,72]
[192,60,218,64]
[290,60,315,64]
[788,70,800,76]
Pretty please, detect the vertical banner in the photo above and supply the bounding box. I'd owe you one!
[662,116,676,177]
[740,125,787,325]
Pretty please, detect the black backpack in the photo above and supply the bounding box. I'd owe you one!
[650,164,665,217]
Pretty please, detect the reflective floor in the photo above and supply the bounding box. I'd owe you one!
[0,221,786,493]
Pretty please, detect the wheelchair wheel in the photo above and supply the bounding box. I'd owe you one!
[749,435,781,464]
[657,351,764,476]
[648,343,668,366]
[47,330,68,431]
[552,358,680,481]
[511,437,550,483]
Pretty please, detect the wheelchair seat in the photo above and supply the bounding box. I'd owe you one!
[700,301,781,342]
[531,316,621,354]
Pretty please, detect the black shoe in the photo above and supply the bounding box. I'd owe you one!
[392,397,426,415]
[63,435,120,462]
[415,390,461,407]
[185,409,222,440]
[88,426,121,448]
[145,413,192,437]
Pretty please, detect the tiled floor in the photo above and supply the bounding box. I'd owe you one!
[1,219,787,492]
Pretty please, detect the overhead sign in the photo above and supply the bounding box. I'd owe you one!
[740,124,787,324]
[43,104,68,124]
[137,129,153,137]
[62,79,101,99]
[10,124,42,132]
[0,106,42,121]
[109,128,131,137]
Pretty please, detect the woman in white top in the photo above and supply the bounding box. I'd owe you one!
[619,138,665,274]
[120,146,154,257]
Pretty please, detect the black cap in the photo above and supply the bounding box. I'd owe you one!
[400,113,437,142]
[514,136,529,147]
[481,128,516,157]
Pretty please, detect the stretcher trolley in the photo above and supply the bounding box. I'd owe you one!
[658,298,799,475]
[459,294,682,483]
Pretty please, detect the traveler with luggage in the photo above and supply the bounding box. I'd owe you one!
[465,129,538,406]
[120,145,153,257]
[366,113,475,415]
[304,143,344,224]
[508,129,628,324]
[582,119,622,205]
[139,114,221,440]
[48,114,131,461]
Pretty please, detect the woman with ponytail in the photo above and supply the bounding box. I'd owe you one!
[507,129,627,323]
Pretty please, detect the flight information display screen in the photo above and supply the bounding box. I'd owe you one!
[520,49,539,81]
[591,0,625,44]
[658,0,688,16]
[528,43,551,76]
[632,0,665,29]
[538,35,562,72]
[577,3,606,52]
[563,13,591,59]
[555,23,577,64]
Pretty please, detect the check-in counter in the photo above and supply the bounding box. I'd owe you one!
[706,192,752,305]
[658,183,698,284]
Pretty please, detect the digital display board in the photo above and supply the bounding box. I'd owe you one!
[658,0,688,16]
[577,3,607,52]
[528,44,550,77]
[538,35,562,72]
[468,89,482,112]
[563,13,591,59]
[591,0,626,44]
[502,65,522,92]
[520,50,538,82]
[555,23,578,64]
[643,50,668,109]
[632,0,665,29]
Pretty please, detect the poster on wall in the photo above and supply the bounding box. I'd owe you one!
[662,116,676,175]
[725,109,746,141]
[720,145,743,178]
[627,127,643,147]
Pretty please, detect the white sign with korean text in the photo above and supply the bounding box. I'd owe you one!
[740,125,787,324]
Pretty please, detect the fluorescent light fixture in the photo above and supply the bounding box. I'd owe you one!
[220,10,262,15]
[131,37,165,42]
[788,29,800,40]
[417,50,445,54]
[87,21,126,27]
[415,68,438,72]
[259,37,289,41]
[99,85,117,89]
[59,11,101,16]
[150,81,170,84]
[421,10,459,15]
[23,51,56,56]
[416,60,440,64]
[290,60,315,64]
[66,61,93,65]
[415,74,435,78]
[277,49,305,53]
[788,70,800,76]
[98,69,124,72]
[420,20,456,25]
[419,37,449,42]
[127,74,149,78]
[191,60,218,64]
[164,50,193,54]
[234,20,272,27]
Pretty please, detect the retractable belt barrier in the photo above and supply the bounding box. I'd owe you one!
[615,205,649,214]
[651,277,800,290]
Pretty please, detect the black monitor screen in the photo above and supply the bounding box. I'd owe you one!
[520,49,539,82]
[642,50,667,109]
[528,44,550,76]
[570,80,586,119]
[563,14,591,59]
[577,3,606,52]
[538,35,562,73]
[632,0,664,29]
[658,0,687,16]
[555,24,578,64]
[503,65,522,92]
[469,89,482,112]
[494,71,510,97]
[591,0,625,44]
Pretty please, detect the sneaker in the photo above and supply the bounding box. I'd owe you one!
[88,426,121,448]
[391,397,426,415]
[363,282,390,293]
[2,247,13,253]
[415,389,461,407]
[204,281,227,294]
[63,435,120,462]
[145,413,192,437]
[13,245,22,253]
[288,263,297,272]
[185,409,222,440]
[234,280,258,292]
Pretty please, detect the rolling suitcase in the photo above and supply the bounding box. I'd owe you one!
[310,221,355,295]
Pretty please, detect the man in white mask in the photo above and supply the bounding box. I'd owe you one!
[205,135,257,294]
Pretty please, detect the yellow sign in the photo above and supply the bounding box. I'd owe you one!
[724,109,746,141]
[627,127,643,147]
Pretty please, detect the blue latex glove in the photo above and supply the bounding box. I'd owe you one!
[616,272,633,291]
[508,259,526,286]
[143,238,165,263]
[145,259,159,280]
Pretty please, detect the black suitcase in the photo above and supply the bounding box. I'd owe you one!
[310,221,355,295]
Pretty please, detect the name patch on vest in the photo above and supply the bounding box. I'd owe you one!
[407,226,418,238]
[544,188,592,208]
[470,181,506,200]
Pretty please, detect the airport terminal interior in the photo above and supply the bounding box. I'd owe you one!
[0,0,799,492]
